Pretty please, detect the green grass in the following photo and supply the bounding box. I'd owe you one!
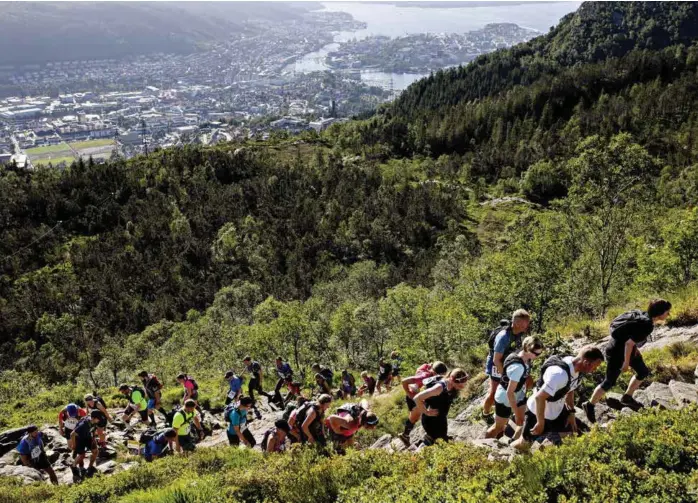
[32,156,76,167]
[25,142,70,156]
[70,138,113,150]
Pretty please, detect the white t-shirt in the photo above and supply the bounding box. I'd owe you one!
[494,362,526,407]
[527,356,580,420]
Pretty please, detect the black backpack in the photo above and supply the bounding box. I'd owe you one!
[336,403,364,420]
[294,401,318,427]
[610,310,652,346]
[223,403,238,424]
[536,356,572,402]
[185,377,199,391]
[499,354,529,393]
[139,428,159,444]
[165,407,180,427]
[487,320,512,351]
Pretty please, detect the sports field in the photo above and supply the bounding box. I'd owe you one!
[27,139,113,166]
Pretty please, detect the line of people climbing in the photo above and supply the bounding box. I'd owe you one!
[17,299,672,483]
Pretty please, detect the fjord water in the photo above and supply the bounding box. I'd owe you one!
[288,1,581,90]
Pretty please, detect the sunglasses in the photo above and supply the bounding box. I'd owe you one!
[532,350,544,356]
[454,375,469,384]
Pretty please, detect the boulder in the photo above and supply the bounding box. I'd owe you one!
[668,380,698,408]
[370,434,394,452]
[0,464,45,484]
[635,382,676,409]
[448,420,485,443]
[0,426,32,457]
[96,461,117,474]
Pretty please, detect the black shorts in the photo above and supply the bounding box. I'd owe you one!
[601,347,650,391]
[31,451,51,470]
[63,427,74,440]
[125,405,149,422]
[522,408,570,441]
[74,436,96,454]
[422,415,448,443]
[227,429,256,447]
[378,374,391,384]
[494,399,527,419]
[178,434,196,452]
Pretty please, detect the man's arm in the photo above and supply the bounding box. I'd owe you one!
[98,403,112,422]
[565,390,577,433]
[266,435,278,453]
[19,454,32,467]
[302,410,317,443]
[234,425,251,447]
[532,390,551,436]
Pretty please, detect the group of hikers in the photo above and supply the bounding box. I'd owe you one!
[17,298,672,484]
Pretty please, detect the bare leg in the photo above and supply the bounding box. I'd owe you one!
[589,385,606,405]
[485,416,508,439]
[482,378,497,415]
[625,375,643,397]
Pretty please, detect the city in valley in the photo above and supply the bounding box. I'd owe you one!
[0,4,539,169]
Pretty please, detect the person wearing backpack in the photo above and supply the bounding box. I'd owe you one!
[142,428,177,462]
[358,371,376,397]
[582,299,672,423]
[339,369,357,399]
[390,350,404,386]
[399,361,448,445]
[482,310,531,423]
[311,363,334,386]
[486,336,544,439]
[291,394,332,446]
[58,403,87,449]
[272,357,294,406]
[226,396,256,447]
[70,411,103,481]
[326,400,379,450]
[84,394,111,451]
[314,372,333,396]
[138,371,166,424]
[242,356,273,419]
[224,370,244,405]
[376,357,393,394]
[118,384,149,425]
[512,345,604,451]
[413,369,469,445]
[16,425,58,485]
[262,419,291,453]
[172,399,203,454]
[176,373,205,420]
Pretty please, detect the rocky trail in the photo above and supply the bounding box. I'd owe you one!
[2,322,698,486]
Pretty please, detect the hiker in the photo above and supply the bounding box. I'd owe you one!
[283,379,303,406]
[272,357,293,405]
[358,371,376,397]
[413,368,469,445]
[512,346,604,451]
[70,410,102,481]
[242,356,273,418]
[483,310,531,423]
[58,403,87,449]
[118,384,149,425]
[224,370,244,405]
[376,357,393,393]
[391,350,404,386]
[485,336,545,439]
[311,363,334,386]
[176,373,204,419]
[172,399,203,455]
[16,425,58,485]
[142,428,177,462]
[225,396,256,448]
[84,394,111,450]
[290,393,332,446]
[339,369,357,399]
[285,396,308,443]
[262,419,291,453]
[315,372,333,396]
[582,299,672,423]
[399,360,448,444]
[138,370,166,424]
[326,400,379,451]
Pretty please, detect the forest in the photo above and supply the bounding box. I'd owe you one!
[3,2,698,501]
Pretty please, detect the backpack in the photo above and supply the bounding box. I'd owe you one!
[336,403,364,420]
[186,377,199,391]
[422,375,444,389]
[139,428,159,444]
[499,354,529,393]
[223,403,237,423]
[293,401,317,427]
[282,403,298,422]
[536,356,572,402]
[165,407,181,427]
[487,320,512,351]
[610,310,652,345]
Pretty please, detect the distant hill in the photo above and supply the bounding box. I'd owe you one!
[0,2,317,66]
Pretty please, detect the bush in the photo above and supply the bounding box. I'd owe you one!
[521,160,569,205]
